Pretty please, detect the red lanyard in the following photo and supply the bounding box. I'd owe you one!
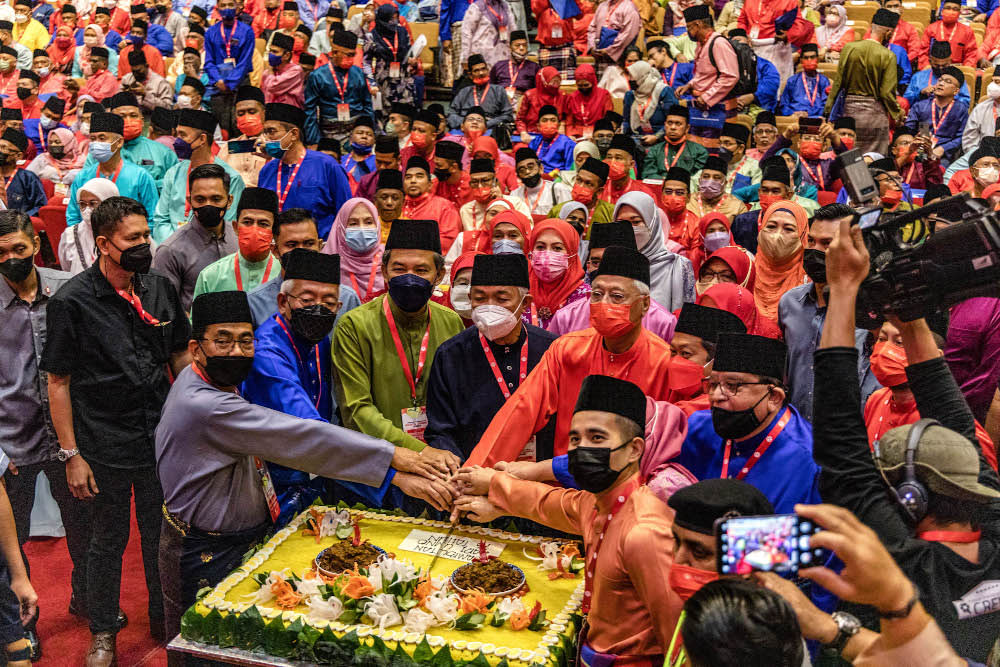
[526,183,545,212]
[99,160,124,183]
[2,168,18,191]
[932,100,954,137]
[384,30,399,63]
[662,64,677,87]
[478,330,527,400]
[274,313,323,410]
[903,161,917,185]
[276,158,304,208]
[801,72,819,107]
[382,295,431,402]
[726,156,746,187]
[721,408,791,480]
[38,127,46,152]
[581,477,639,613]
[233,253,275,291]
[637,98,653,125]
[472,82,491,107]
[116,287,161,325]
[221,21,236,59]
[800,159,825,191]
[348,262,379,302]
[938,23,958,46]
[184,163,194,216]
[484,3,506,26]
[328,63,348,99]
[507,59,524,86]
[917,530,982,543]
[665,142,686,170]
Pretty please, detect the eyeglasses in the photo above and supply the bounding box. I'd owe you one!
[702,379,772,397]
[590,289,636,305]
[698,270,736,282]
[287,292,341,311]
[202,336,255,354]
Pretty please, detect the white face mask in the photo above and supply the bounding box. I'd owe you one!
[84,35,98,46]
[471,303,521,341]
[13,13,27,23]
[976,165,1000,186]
[988,82,1000,99]
[633,222,651,249]
[176,94,192,108]
[704,230,730,253]
[80,206,92,224]
[449,284,472,318]
[79,121,89,135]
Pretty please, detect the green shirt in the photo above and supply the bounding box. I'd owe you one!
[192,251,279,300]
[83,136,179,193]
[825,39,902,123]
[151,157,247,244]
[332,295,464,451]
[641,140,709,180]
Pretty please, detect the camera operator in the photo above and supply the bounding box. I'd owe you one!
[811,216,1000,661]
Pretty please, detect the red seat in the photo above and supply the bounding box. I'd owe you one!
[40,178,54,202]
[815,190,838,206]
[37,205,68,263]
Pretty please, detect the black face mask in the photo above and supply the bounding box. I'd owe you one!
[0,255,33,282]
[595,137,612,157]
[48,145,65,159]
[802,248,827,284]
[568,441,630,494]
[521,172,541,189]
[111,241,152,273]
[710,391,770,440]
[200,348,254,386]
[194,204,226,228]
[433,167,451,181]
[15,86,32,101]
[627,79,638,92]
[931,65,945,76]
[716,146,733,163]
[290,304,337,343]
[387,273,433,312]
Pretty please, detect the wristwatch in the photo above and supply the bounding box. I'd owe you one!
[57,448,79,462]
[821,611,861,656]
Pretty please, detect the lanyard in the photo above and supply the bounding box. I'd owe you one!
[348,261,379,302]
[694,194,723,217]
[384,30,399,63]
[726,156,746,187]
[382,295,431,402]
[721,408,791,480]
[902,161,917,185]
[221,21,236,59]
[274,314,323,410]
[662,63,677,87]
[328,63,348,99]
[665,141,687,170]
[233,253,275,291]
[276,158,304,208]
[99,160,124,183]
[666,610,687,667]
[526,183,546,213]
[38,126,47,152]
[917,530,982,543]
[478,330,527,400]
[2,168,17,192]
[931,100,954,137]
[507,59,524,86]
[184,163,194,216]
[484,2,506,26]
[801,72,819,107]
[581,477,639,613]
[472,82,491,107]
[938,23,958,46]
[116,287,161,325]
[800,159,825,191]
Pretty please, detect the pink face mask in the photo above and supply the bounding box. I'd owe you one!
[530,249,569,282]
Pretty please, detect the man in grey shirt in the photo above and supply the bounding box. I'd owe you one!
[156,290,455,640]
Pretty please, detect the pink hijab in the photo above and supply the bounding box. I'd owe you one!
[323,197,385,299]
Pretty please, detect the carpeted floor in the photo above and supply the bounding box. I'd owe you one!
[23,506,167,666]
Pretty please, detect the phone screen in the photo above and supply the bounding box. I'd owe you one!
[228,139,256,154]
[857,207,883,230]
[800,117,823,132]
[716,514,823,576]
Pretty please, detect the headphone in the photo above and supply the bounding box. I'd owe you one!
[893,418,938,524]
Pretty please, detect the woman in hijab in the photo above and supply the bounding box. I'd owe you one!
[58,177,118,275]
[696,245,757,295]
[527,218,588,328]
[687,212,733,277]
[446,252,482,325]
[816,4,852,62]
[565,64,611,139]
[459,0,511,69]
[364,4,416,110]
[323,197,384,303]
[623,60,678,142]
[558,140,600,188]
[447,197,533,268]
[477,207,532,254]
[516,66,566,136]
[699,283,782,339]
[26,128,85,186]
[557,199,590,261]
[73,24,118,77]
[754,200,808,320]
[613,191,695,310]
[48,23,76,75]
[471,136,517,191]
[776,147,819,202]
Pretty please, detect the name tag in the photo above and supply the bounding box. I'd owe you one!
[551,24,562,39]
[140,159,153,165]
[499,25,508,40]
[516,436,537,463]
[337,103,350,122]
[389,61,401,78]
[224,57,236,65]
[253,456,281,523]
[749,26,759,40]
[401,406,428,442]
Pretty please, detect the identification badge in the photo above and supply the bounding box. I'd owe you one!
[516,437,537,463]
[54,182,67,196]
[749,26,759,39]
[224,57,236,65]
[402,406,428,442]
[253,456,281,523]
[505,85,516,100]
[551,24,562,39]
[500,25,508,40]
[389,61,401,77]
[337,103,351,121]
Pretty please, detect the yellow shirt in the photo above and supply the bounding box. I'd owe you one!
[13,19,49,52]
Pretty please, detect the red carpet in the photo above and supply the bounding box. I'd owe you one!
[23,504,167,666]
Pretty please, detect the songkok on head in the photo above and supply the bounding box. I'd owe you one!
[328,6,344,18]
[105,91,138,110]
[538,104,559,119]
[664,166,691,185]
[573,374,647,431]
[674,303,747,341]
[81,101,102,115]
[1,129,27,153]
[265,102,305,130]
[151,106,177,131]
[391,102,416,119]
[90,46,108,59]
[799,42,818,56]
[316,137,340,153]
[127,48,147,67]
[511,29,527,42]
[924,183,952,203]
[377,169,403,191]
[470,157,494,174]
[580,156,609,181]
[0,21,13,32]
[969,142,1000,166]
[130,4,146,14]
[755,110,776,127]
[713,332,787,380]
[593,245,650,285]
[940,65,963,85]
[43,96,64,116]
[237,187,279,215]
[465,105,487,120]
[834,117,855,131]
[470,253,530,288]
[191,291,254,332]
[608,133,635,158]
[728,28,747,38]
[682,4,711,22]
[0,108,19,122]
[668,479,774,535]
[593,117,615,133]
[702,155,728,174]
[374,135,398,154]
[89,111,123,135]
[871,8,900,28]
[761,162,791,185]
[515,146,538,164]
[183,46,201,60]
[281,1,297,9]
[32,49,47,59]
[406,155,430,174]
[332,29,357,49]
[283,248,340,284]
[929,40,952,59]
[994,64,1000,78]
[177,108,217,135]
[666,103,689,120]
[353,115,375,130]
[186,22,205,35]
[236,85,265,105]
[468,53,486,68]
[17,69,38,84]
[869,157,898,173]
[190,5,207,19]
[271,31,294,51]
[589,221,637,251]
[131,19,148,30]
[296,23,312,39]
[414,107,439,127]
[721,122,749,144]
[385,219,441,254]
[435,139,464,162]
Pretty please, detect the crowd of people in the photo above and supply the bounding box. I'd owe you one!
[0,0,995,665]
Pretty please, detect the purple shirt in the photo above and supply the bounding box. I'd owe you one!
[489,58,540,92]
[944,297,1000,423]
[545,296,678,341]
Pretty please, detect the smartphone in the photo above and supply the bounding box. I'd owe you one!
[800,116,823,132]
[228,139,256,154]
[715,514,824,576]
[917,121,931,137]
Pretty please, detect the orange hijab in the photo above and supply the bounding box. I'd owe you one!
[528,218,585,315]
[753,200,808,320]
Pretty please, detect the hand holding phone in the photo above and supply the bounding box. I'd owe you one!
[715,514,824,576]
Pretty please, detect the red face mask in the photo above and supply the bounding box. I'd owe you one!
[238,225,274,262]
[55,35,73,48]
[668,564,719,602]
[184,38,199,48]
[895,145,915,165]
[279,14,297,29]
[472,75,489,85]
[881,188,903,207]
[293,38,306,53]
[798,139,823,160]
[572,182,595,205]
[410,132,428,148]
[539,120,559,139]
[606,159,627,181]
[840,135,855,150]
[472,185,492,203]
[661,193,687,214]
[465,127,483,141]
[759,191,783,212]
[801,58,818,72]
[667,355,705,398]
[589,301,637,338]
[870,340,909,388]
[940,7,959,23]
[122,117,143,141]
[236,112,264,137]
[340,56,354,69]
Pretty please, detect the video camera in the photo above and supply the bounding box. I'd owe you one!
[834,149,1000,328]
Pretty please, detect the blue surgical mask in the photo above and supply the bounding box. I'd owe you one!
[130,36,145,49]
[351,142,373,155]
[345,227,379,252]
[39,115,55,129]
[264,140,286,159]
[268,52,283,68]
[492,239,523,255]
[173,136,193,160]
[219,7,237,20]
[90,140,115,163]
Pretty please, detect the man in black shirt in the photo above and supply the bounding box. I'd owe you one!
[41,197,191,667]
[813,218,1000,662]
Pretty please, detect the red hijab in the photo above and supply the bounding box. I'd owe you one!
[699,245,757,291]
[698,283,782,340]
[475,208,532,254]
[535,66,563,108]
[528,218,585,314]
[567,64,609,126]
[688,212,733,277]
[447,252,481,325]
[48,24,76,70]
